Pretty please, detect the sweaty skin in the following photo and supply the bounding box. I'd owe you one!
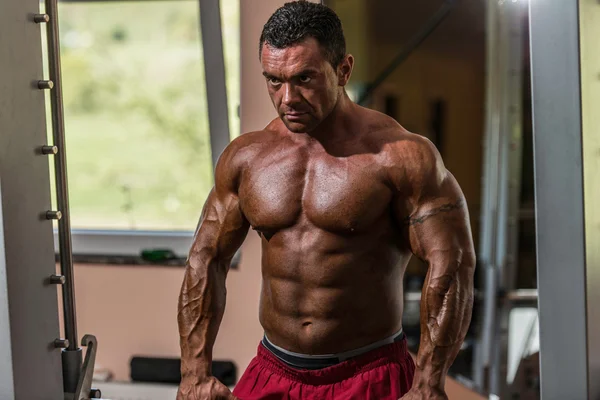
[177,37,475,400]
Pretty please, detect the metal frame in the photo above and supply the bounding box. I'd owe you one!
[199,0,232,168]
[0,181,15,400]
[0,0,64,398]
[45,0,78,353]
[41,0,88,393]
[493,2,526,396]
[529,0,590,398]
[50,0,234,259]
[475,0,525,395]
[474,0,500,389]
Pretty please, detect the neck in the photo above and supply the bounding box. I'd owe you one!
[306,90,355,143]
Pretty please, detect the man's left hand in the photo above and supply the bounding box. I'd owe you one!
[399,387,448,400]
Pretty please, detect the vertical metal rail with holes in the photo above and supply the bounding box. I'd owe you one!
[475,0,525,396]
[41,0,83,395]
[39,1,101,399]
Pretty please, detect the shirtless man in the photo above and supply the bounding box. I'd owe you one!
[177,2,475,399]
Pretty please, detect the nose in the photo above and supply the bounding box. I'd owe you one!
[282,83,301,107]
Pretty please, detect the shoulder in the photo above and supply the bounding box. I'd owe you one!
[374,125,446,195]
[347,106,444,185]
[387,132,443,174]
[355,105,441,171]
[217,126,282,164]
[214,127,281,192]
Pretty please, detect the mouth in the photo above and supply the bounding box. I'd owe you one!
[284,112,307,122]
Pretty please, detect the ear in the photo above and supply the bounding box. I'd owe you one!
[337,54,354,87]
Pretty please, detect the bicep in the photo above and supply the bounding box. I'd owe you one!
[404,173,474,265]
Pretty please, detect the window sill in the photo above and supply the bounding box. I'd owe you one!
[57,253,187,267]
[53,230,242,268]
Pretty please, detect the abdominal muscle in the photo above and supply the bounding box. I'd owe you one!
[258,239,411,355]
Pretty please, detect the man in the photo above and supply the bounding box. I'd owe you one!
[177,2,475,399]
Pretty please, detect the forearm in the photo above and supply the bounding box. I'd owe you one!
[412,255,475,391]
[178,257,229,381]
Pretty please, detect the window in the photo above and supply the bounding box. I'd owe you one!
[42,0,240,258]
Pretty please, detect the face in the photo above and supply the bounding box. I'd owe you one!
[261,37,352,133]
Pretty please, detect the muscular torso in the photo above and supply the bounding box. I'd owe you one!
[237,114,414,355]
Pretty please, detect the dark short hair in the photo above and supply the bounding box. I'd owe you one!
[259,1,346,67]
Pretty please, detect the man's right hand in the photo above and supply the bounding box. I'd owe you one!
[177,377,238,400]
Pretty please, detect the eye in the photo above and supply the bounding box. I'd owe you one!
[268,77,282,87]
[299,75,311,84]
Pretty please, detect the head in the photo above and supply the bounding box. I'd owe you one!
[259,1,354,133]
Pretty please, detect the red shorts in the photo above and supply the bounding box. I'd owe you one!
[232,339,415,400]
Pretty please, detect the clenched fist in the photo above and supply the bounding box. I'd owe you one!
[177,376,238,400]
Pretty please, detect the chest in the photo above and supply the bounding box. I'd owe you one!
[238,150,393,233]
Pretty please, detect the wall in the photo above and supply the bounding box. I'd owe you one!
[71,234,263,381]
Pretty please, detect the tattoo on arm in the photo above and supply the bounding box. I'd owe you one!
[403,199,465,226]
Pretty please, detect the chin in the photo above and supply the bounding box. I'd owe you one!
[281,117,317,133]
[286,124,309,133]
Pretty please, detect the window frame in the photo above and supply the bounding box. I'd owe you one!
[53,0,236,261]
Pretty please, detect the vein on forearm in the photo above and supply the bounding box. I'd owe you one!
[417,255,474,376]
[178,247,228,361]
[179,266,210,338]
[423,268,470,347]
